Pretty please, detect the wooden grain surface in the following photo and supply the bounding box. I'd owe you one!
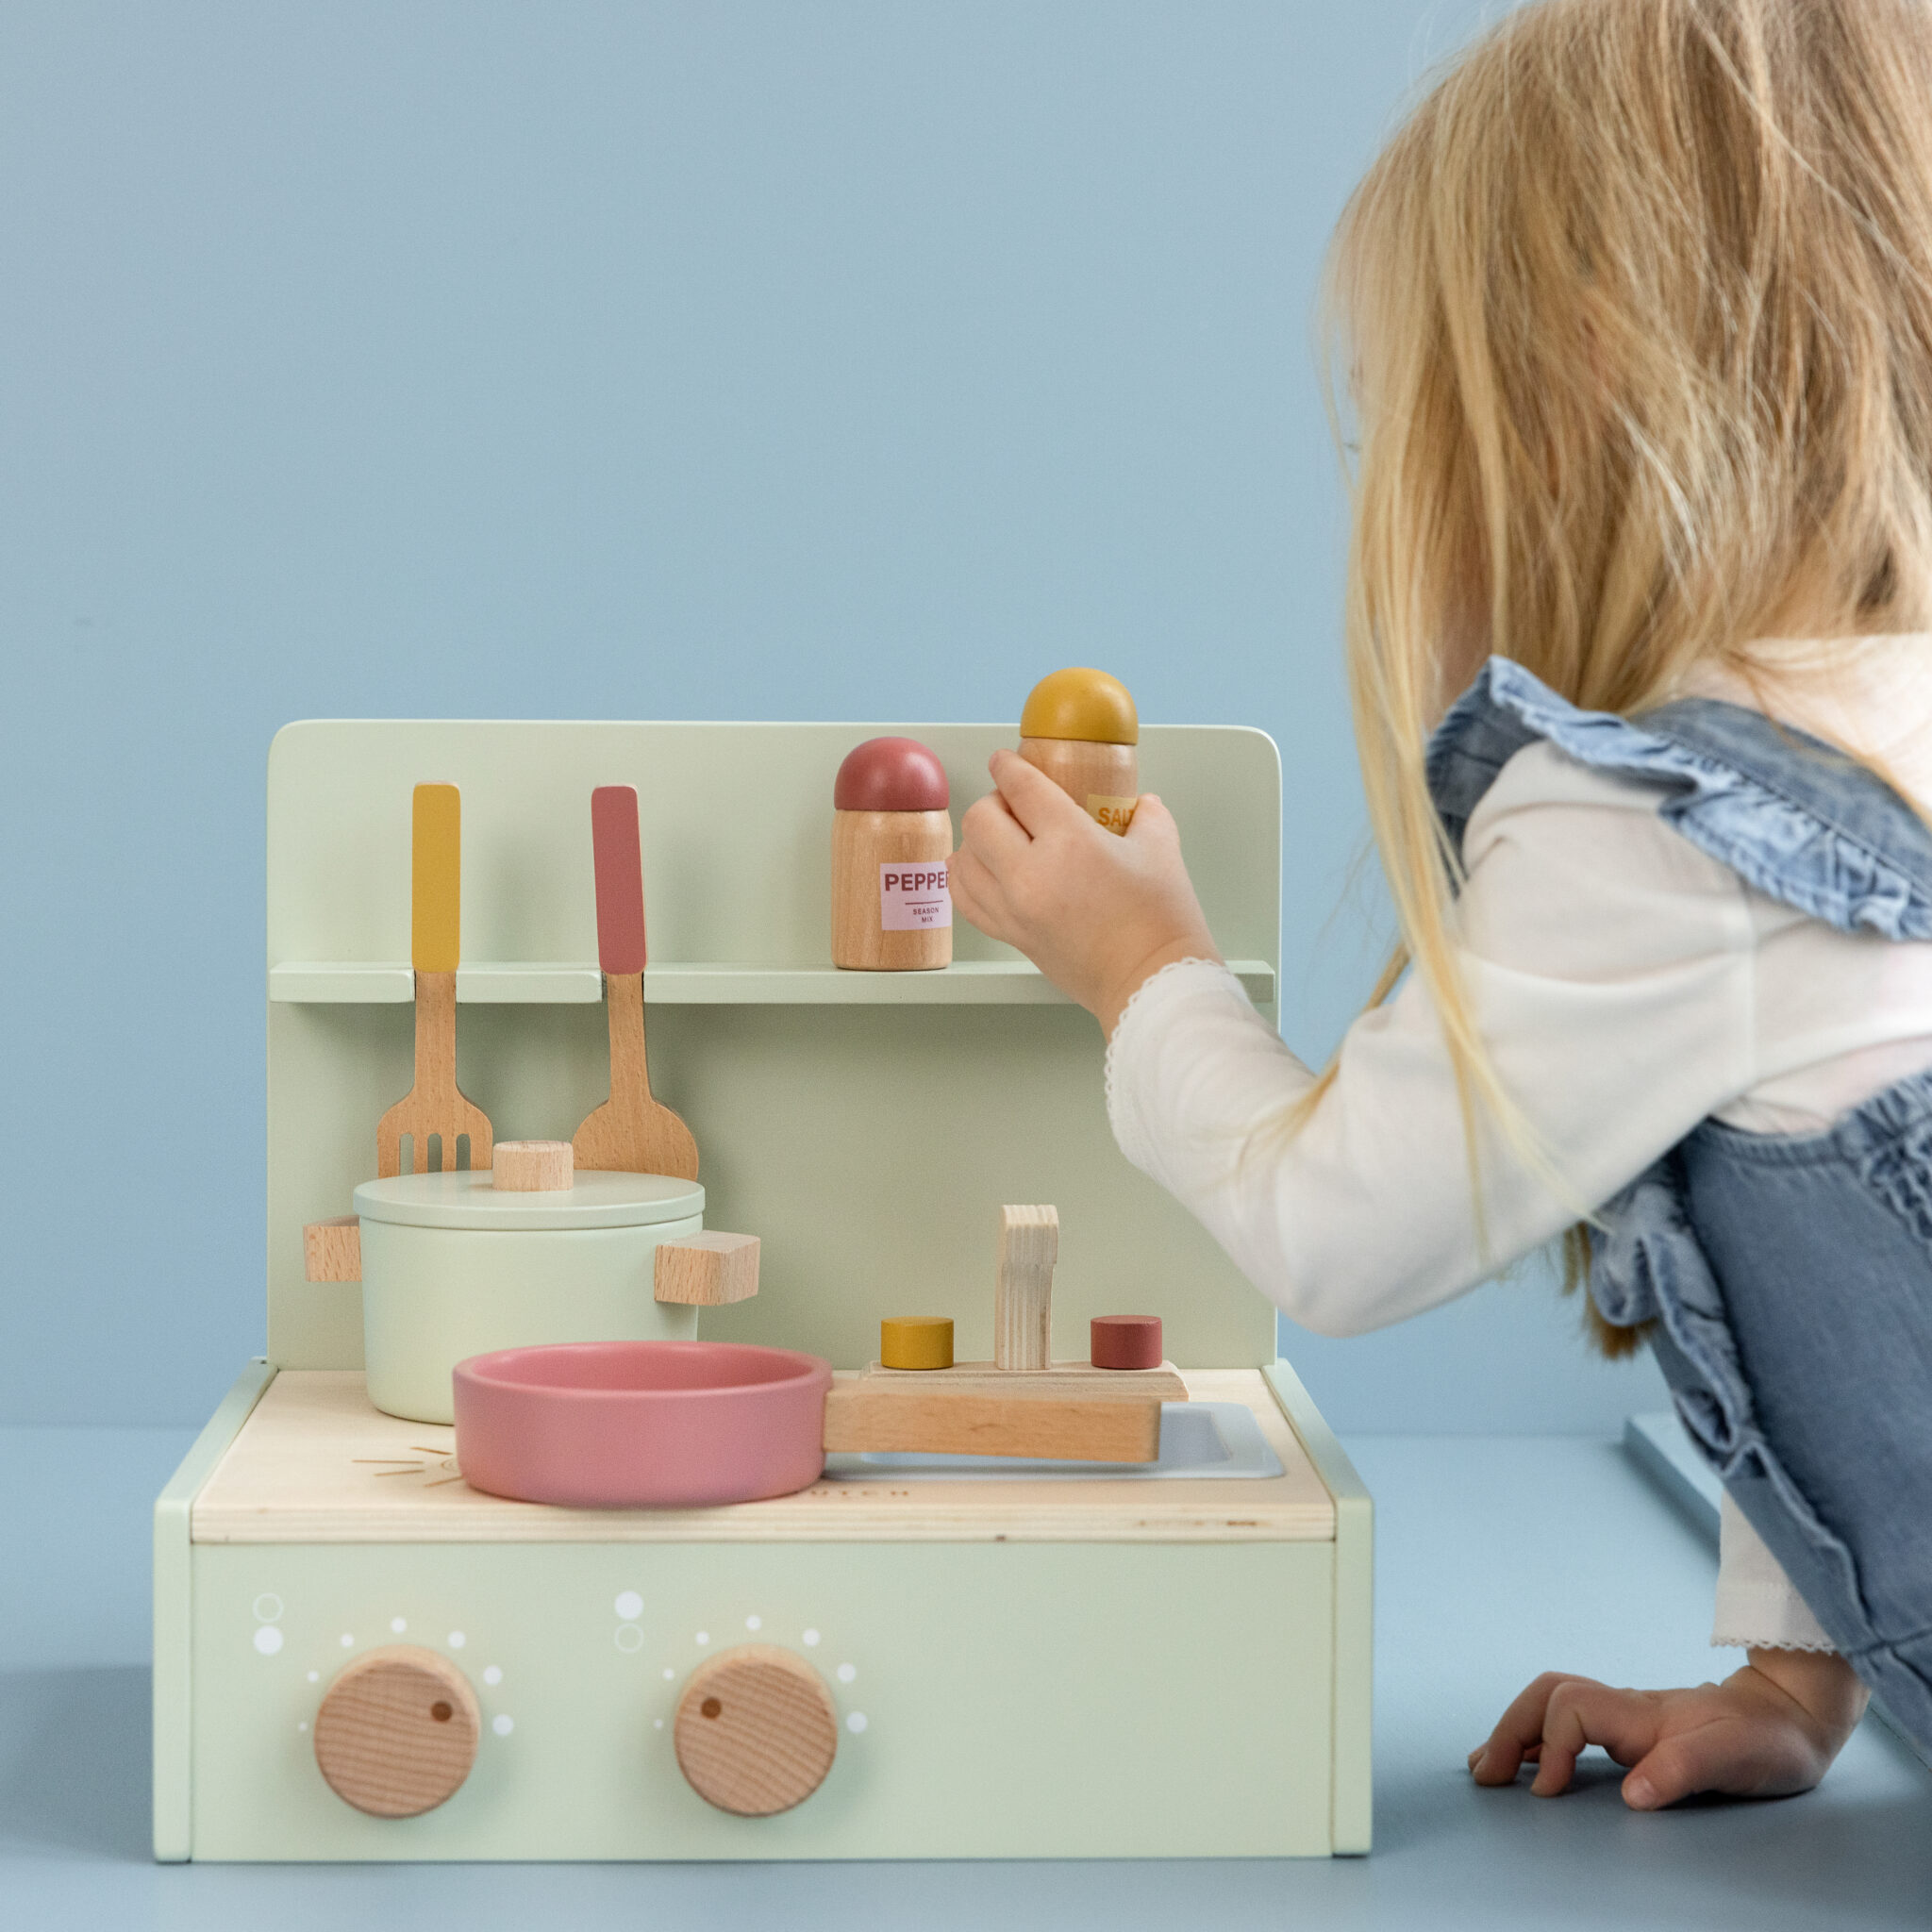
[302,1217,362,1283]
[830,808,954,971]
[190,1369,1336,1543]
[820,1379,1160,1461]
[491,1139,573,1191]
[1016,738,1140,831]
[861,1358,1189,1402]
[312,1644,479,1818]
[653,1230,760,1306]
[673,1645,839,1816]
[375,970,494,1178]
[572,971,701,1179]
[994,1204,1058,1371]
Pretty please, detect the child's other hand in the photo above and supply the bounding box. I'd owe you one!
[1469,1650,1868,1808]
[950,751,1221,1037]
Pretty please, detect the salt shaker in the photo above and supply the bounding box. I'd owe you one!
[831,736,954,970]
[1017,667,1140,833]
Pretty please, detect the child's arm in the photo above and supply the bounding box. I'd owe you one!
[1470,1651,1869,1807]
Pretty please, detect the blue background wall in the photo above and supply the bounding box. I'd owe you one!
[0,0,1667,1430]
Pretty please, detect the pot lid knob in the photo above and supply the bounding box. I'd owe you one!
[491,1141,574,1191]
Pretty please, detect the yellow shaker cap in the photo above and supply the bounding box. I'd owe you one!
[880,1317,956,1371]
[1020,668,1139,745]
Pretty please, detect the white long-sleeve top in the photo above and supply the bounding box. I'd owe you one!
[1105,637,1932,1650]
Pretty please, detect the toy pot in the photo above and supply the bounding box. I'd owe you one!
[351,1169,707,1424]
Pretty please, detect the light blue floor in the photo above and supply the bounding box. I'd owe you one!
[2,1426,1924,1931]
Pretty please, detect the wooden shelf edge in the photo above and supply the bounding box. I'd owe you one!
[269,959,1277,1007]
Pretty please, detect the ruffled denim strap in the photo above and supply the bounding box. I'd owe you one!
[1426,658,1932,939]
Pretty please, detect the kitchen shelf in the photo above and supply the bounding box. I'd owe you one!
[268,958,1278,1007]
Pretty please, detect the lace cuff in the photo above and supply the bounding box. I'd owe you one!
[1103,958,1254,1177]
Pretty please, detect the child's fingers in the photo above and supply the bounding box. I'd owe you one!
[947,844,1008,940]
[1528,1681,1663,1798]
[1470,1671,1574,1784]
[989,748,1094,840]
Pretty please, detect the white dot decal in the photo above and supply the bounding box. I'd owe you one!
[615,1591,643,1621]
[662,1668,675,1681]
[695,1631,709,1646]
[391,1617,408,1634]
[614,1624,644,1654]
[846,1712,868,1734]
[448,1632,466,1649]
[297,1721,308,1732]
[837,1663,856,1683]
[654,1717,664,1730]
[745,1614,761,1631]
[307,1670,319,1684]
[253,1593,283,1623]
[803,1629,821,1647]
[339,1634,354,1648]
[253,1626,283,1656]
[483,1666,503,1687]
[492,1714,514,1737]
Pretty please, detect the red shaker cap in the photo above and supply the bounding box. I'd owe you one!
[1091,1315,1163,1372]
[833,737,950,812]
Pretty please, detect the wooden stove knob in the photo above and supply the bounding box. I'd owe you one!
[313,1644,480,1818]
[673,1644,839,1816]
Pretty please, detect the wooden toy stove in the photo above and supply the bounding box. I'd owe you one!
[155,720,1372,1861]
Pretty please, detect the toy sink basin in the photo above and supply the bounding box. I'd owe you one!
[824,1400,1285,1482]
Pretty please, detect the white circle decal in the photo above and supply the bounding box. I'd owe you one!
[837,1663,856,1683]
[846,1712,868,1734]
[745,1614,762,1631]
[483,1665,503,1686]
[492,1714,514,1737]
[615,1591,643,1621]
[803,1629,821,1647]
[252,1626,283,1656]
[391,1617,408,1634]
[252,1593,283,1623]
[614,1624,644,1654]
[448,1631,467,1649]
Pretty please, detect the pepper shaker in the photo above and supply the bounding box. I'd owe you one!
[831,736,954,970]
[1018,667,1140,833]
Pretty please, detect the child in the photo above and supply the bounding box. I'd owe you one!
[952,0,1932,1810]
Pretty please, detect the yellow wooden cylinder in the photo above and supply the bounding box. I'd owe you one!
[880,1316,955,1371]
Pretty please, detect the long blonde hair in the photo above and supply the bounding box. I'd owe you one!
[1321,0,1932,1351]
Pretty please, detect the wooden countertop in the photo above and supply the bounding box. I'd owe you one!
[190,1370,1338,1544]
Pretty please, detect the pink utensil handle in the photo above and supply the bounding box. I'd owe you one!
[591,785,646,974]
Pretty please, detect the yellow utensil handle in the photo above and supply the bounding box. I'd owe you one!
[411,783,461,972]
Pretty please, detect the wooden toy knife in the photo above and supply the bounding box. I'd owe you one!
[573,785,700,1180]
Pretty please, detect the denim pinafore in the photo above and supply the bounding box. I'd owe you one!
[1428,658,1932,1752]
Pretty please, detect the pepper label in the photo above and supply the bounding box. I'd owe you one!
[879,862,952,930]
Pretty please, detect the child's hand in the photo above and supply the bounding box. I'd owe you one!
[1469,1650,1868,1808]
[950,750,1222,1037]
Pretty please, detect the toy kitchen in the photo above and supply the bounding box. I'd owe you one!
[154,675,1372,1863]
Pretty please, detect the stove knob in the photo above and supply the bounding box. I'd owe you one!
[673,1643,839,1816]
[313,1644,480,1818]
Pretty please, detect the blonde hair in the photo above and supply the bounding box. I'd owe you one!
[1321,0,1932,1352]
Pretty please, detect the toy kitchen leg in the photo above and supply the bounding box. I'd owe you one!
[156,1358,1371,1861]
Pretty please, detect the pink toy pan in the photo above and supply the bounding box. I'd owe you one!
[454,1341,833,1509]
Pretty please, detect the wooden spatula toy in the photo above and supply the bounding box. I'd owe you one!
[375,783,494,1178]
[574,784,700,1180]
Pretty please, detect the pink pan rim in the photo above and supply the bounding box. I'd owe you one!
[453,1339,831,1402]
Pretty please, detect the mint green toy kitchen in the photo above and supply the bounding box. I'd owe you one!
[154,716,1372,1861]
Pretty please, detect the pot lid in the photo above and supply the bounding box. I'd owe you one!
[352,1169,705,1232]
